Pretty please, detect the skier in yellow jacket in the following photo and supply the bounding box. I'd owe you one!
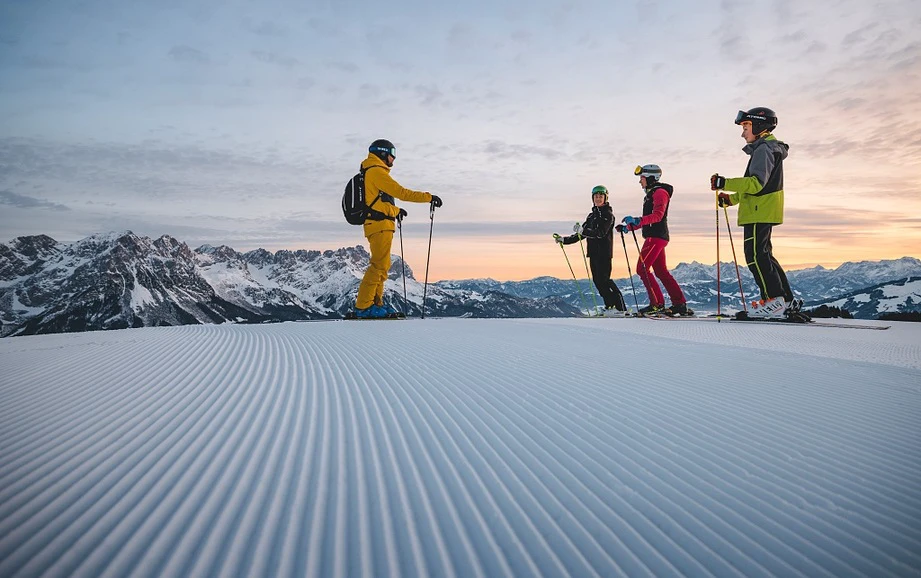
[355,139,442,318]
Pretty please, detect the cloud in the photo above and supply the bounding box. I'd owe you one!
[0,137,330,206]
[295,77,316,90]
[843,23,879,47]
[404,220,561,237]
[805,41,827,54]
[169,45,210,64]
[719,35,751,61]
[832,97,867,110]
[415,84,443,107]
[780,29,807,44]
[0,190,70,211]
[636,0,658,25]
[510,29,532,44]
[447,22,475,51]
[245,20,287,37]
[327,61,359,73]
[889,41,921,70]
[481,140,566,162]
[251,50,300,68]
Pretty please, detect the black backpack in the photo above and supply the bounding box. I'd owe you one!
[342,166,390,225]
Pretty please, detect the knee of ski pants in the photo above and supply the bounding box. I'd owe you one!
[636,260,652,277]
[367,230,394,274]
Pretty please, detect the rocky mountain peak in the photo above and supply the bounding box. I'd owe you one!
[243,248,274,267]
[153,235,194,260]
[196,244,242,262]
[8,234,60,259]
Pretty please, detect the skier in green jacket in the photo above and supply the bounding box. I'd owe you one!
[711,107,807,320]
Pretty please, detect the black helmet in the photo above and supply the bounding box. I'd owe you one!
[369,139,396,162]
[735,107,777,135]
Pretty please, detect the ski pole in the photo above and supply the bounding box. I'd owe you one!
[576,230,599,315]
[716,192,721,320]
[557,240,590,315]
[631,228,658,313]
[618,228,640,313]
[724,205,747,312]
[421,201,435,319]
[630,229,649,274]
[397,216,408,315]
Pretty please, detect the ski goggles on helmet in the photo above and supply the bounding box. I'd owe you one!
[734,110,767,125]
[591,185,608,196]
[370,145,397,158]
[634,165,661,178]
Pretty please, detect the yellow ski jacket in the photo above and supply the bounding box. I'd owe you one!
[360,154,433,237]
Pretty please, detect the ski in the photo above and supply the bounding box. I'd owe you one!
[726,317,890,330]
[343,311,406,321]
[635,313,890,329]
[579,309,631,318]
[637,313,698,319]
[631,311,698,319]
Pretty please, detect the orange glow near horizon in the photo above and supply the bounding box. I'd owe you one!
[338,231,920,283]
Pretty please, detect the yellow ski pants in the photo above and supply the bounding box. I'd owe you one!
[356,230,393,309]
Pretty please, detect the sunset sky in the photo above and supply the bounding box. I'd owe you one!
[2,0,920,281]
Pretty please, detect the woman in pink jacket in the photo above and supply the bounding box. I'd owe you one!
[620,164,692,317]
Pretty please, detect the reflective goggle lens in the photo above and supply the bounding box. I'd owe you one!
[734,110,747,124]
[634,165,643,176]
[372,146,396,158]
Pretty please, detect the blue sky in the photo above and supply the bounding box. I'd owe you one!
[2,0,920,279]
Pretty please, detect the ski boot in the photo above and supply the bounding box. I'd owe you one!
[354,305,389,319]
[663,303,694,317]
[748,297,787,319]
[603,306,628,318]
[636,304,664,317]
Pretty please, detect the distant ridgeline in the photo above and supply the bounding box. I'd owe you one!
[1,232,919,336]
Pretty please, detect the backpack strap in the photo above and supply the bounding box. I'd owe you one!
[361,166,395,222]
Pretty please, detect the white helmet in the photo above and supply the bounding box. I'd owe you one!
[634,164,662,185]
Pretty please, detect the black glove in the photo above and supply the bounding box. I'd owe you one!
[710,174,726,191]
[718,193,732,208]
[396,208,408,222]
[430,195,443,208]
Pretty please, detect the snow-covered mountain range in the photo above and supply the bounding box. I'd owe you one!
[0,232,577,337]
[1,232,918,336]
[441,258,921,317]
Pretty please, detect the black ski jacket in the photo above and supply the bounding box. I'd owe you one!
[562,203,615,259]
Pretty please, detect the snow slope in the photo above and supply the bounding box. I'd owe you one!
[1,318,920,577]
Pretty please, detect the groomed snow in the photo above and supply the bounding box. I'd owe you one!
[1,318,920,577]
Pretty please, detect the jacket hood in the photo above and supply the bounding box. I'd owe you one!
[360,153,391,172]
[645,182,674,196]
[743,134,789,160]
